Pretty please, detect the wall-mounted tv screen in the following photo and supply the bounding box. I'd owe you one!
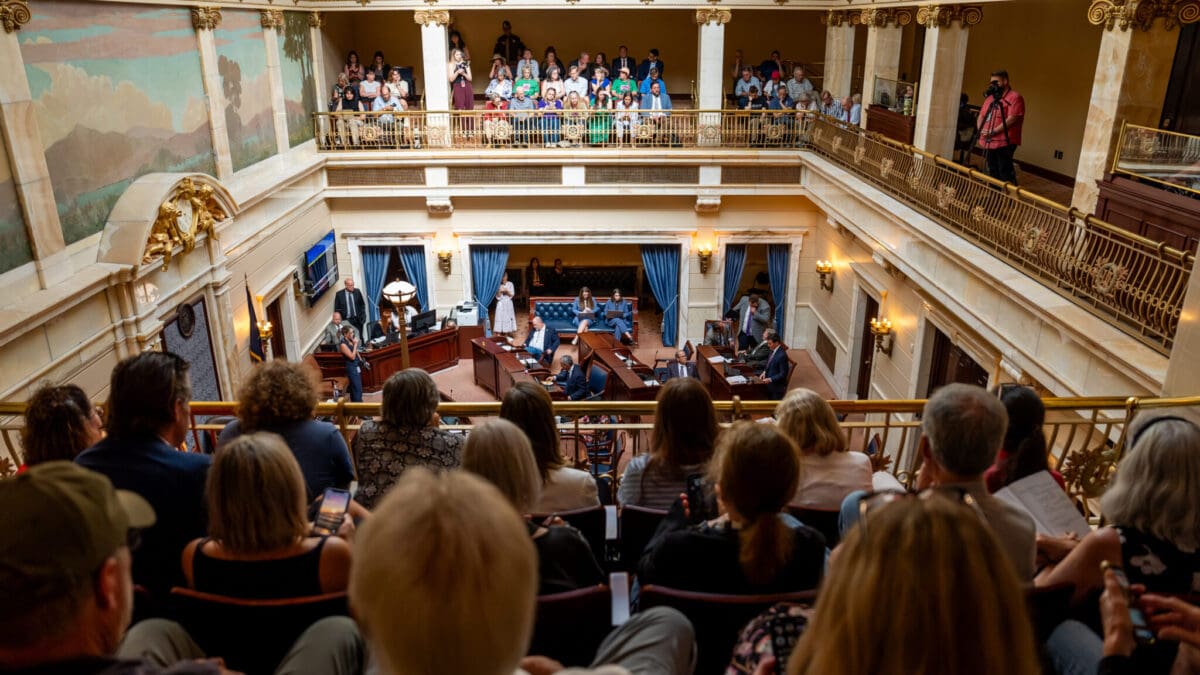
[302,231,338,307]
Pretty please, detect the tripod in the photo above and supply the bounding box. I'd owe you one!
[975,95,1014,183]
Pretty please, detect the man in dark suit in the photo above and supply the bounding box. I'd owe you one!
[555,354,588,400]
[612,45,637,81]
[334,277,367,338]
[733,293,771,351]
[758,329,789,400]
[523,315,560,368]
[664,349,697,380]
[637,48,664,82]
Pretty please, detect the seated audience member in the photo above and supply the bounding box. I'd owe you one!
[385,67,410,100]
[485,67,513,101]
[331,88,365,146]
[743,86,766,112]
[614,91,639,142]
[19,383,104,471]
[637,48,665,81]
[643,81,671,133]
[759,50,783,81]
[358,69,381,105]
[762,71,783,99]
[785,496,1039,675]
[639,422,826,594]
[448,30,469,62]
[488,54,513,82]
[612,45,636,82]
[610,67,638,99]
[735,68,762,107]
[516,47,540,82]
[795,92,819,112]
[564,65,589,99]
[462,419,604,594]
[572,286,599,334]
[1097,567,1200,675]
[569,51,593,80]
[542,49,562,81]
[515,64,540,100]
[368,306,399,342]
[555,354,588,401]
[639,70,668,98]
[775,388,870,510]
[600,288,634,343]
[589,90,614,144]
[501,381,599,511]
[353,369,462,510]
[510,86,537,145]
[985,384,1064,493]
[343,50,363,83]
[820,90,840,117]
[369,51,390,82]
[329,72,349,111]
[182,433,352,598]
[619,378,718,509]
[758,330,790,401]
[786,66,814,103]
[562,90,591,140]
[523,315,560,367]
[484,93,511,145]
[538,87,564,146]
[542,66,565,101]
[664,349,697,380]
[588,67,611,103]
[837,95,862,125]
[76,352,210,603]
[351,468,695,675]
[217,360,354,502]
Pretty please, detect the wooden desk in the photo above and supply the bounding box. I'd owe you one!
[312,328,459,393]
[865,104,916,145]
[695,345,769,401]
[591,349,659,401]
[472,337,565,400]
[456,324,486,359]
[578,332,621,367]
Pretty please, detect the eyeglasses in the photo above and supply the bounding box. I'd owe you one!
[857,486,986,532]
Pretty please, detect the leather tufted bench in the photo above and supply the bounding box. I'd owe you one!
[528,296,639,343]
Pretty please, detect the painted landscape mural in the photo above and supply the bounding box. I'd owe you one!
[215,11,277,172]
[279,12,317,147]
[20,3,216,245]
[0,138,33,275]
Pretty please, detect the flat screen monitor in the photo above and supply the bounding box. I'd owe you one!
[411,310,438,334]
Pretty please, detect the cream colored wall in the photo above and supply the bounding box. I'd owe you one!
[962,0,1102,177]
[724,10,827,84]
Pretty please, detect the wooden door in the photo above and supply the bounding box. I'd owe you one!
[925,328,988,396]
[855,294,879,401]
[266,297,285,360]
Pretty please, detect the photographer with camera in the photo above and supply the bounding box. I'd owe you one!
[976,69,1025,185]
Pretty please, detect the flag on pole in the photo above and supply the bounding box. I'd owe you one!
[247,284,264,363]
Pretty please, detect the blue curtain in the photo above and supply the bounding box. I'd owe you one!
[361,246,392,322]
[723,245,747,316]
[768,244,790,336]
[641,244,681,347]
[398,246,429,312]
[470,245,509,335]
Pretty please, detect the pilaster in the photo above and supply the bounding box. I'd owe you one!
[859,8,912,129]
[912,5,982,157]
[821,11,858,99]
[308,12,327,117]
[193,7,234,179]
[415,10,451,147]
[261,10,290,155]
[696,8,731,147]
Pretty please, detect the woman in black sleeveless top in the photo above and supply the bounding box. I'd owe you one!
[338,325,363,403]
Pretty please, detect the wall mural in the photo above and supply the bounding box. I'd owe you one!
[215,10,277,172]
[0,137,32,275]
[20,3,216,245]
[279,11,317,147]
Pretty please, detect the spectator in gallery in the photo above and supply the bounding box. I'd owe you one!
[569,51,594,81]
[542,48,563,82]
[759,50,784,82]
[448,30,470,62]
[730,49,745,89]
[515,64,540,100]
[385,68,410,101]
[838,95,862,126]
[19,383,104,472]
[618,377,718,509]
[735,68,762,107]
[564,65,589,100]
[488,54,513,83]
[610,67,637,100]
[643,81,672,125]
[614,91,639,144]
[593,52,610,80]
[517,47,540,82]
[358,68,381,106]
[510,86,536,145]
[485,66,513,101]
[639,69,669,98]
[588,67,611,104]
[331,89,365,146]
[612,45,637,83]
[449,49,474,112]
[762,71,782,100]
[637,48,665,81]
[538,87,563,146]
[821,90,841,117]
[589,90,614,144]
[787,65,815,102]
[984,384,1065,494]
[484,93,511,146]
[500,381,600,512]
[343,50,363,83]
[775,387,871,511]
[369,51,390,82]
[493,19,524,66]
[542,66,566,101]
[329,72,349,111]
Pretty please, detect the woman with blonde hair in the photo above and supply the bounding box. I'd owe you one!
[775,388,870,510]
[182,432,352,598]
[785,495,1039,675]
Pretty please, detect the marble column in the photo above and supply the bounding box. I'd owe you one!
[309,13,327,116]
[1071,14,1182,214]
[415,10,451,146]
[696,8,731,146]
[912,5,982,158]
[821,11,857,99]
[0,2,70,288]
[192,8,234,179]
[261,10,291,155]
[859,8,912,129]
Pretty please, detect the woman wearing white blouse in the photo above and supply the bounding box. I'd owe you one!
[775,388,872,510]
[493,272,516,336]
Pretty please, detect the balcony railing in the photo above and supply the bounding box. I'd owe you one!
[1112,122,1200,198]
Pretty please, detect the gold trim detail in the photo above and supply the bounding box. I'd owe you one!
[308,12,324,29]
[860,7,915,28]
[821,10,860,27]
[695,8,732,25]
[413,9,451,26]
[143,177,228,272]
[1087,0,1200,31]
[916,4,983,28]
[260,9,284,30]
[0,0,31,33]
[190,6,222,31]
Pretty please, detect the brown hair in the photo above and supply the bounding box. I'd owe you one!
[381,369,440,428]
[648,378,718,479]
[21,383,97,466]
[235,361,318,431]
[712,422,800,585]
[106,352,190,440]
[462,419,542,512]
[775,388,846,456]
[500,381,562,481]
[207,432,309,554]
[576,286,595,310]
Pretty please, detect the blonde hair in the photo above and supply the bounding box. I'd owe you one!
[775,388,846,456]
[788,497,1039,675]
[208,432,308,554]
[462,419,542,513]
[351,469,537,675]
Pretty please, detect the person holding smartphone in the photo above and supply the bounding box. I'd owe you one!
[338,325,363,403]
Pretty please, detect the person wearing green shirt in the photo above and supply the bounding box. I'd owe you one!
[610,68,637,100]
[589,90,613,145]
[515,63,540,100]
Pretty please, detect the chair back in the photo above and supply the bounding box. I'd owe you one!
[683,340,695,360]
[1026,582,1074,644]
[618,505,668,570]
[169,588,349,675]
[530,585,612,666]
[588,365,608,396]
[639,585,818,675]
[786,506,841,548]
[530,505,607,566]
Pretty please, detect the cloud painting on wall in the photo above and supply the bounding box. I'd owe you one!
[0,137,33,275]
[215,10,277,172]
[20,3,216,245]
[279,11,317,147]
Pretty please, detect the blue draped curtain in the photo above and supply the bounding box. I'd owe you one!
[398,246,429,311]
[361,246,392,322]
[723,244,747,316]
[471,245,509,335]
[641,244,681,347]
[768,244,790,336]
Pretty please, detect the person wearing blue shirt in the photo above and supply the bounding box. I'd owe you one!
[600,288,634,344]
[638,69,668,98]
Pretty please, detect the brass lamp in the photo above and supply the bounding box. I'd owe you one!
[869,316,894,357]
[381,280,418,370]
[436,249,453,275]
[815,260,834,292]
[255,294,274,360]
[697,244,713,274]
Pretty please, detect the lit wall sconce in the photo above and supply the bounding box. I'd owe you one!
[436,249,453,275]
[815,259,835,292]
[697,244,713,274]
[869,316,894,357]
[257,318,274,341]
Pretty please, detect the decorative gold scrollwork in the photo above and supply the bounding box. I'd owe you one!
[635,124,655,140]
[853,144,866,164]
[1021,225,1043,252]
[142,177,227,271]
[260,10,284,30]
[494,121,513,140]
[700,124,721,141]
[860,8,915,27]
[308,12,325,29]
[0,0,31,33]
[916,4,984,28]
[695,8,732,25]
[935,184,957,209]
[821,10,860,27]
[970,205,986,223]
[190,6,222,31]
[413,9,451,26]
[1087,0,1200,31]
[1092,261,1128,295]
[831,136,843,154]
[564,124,584,142]
[880,157,894,179]
[766,124,785,141]
[1060,443,1118,499]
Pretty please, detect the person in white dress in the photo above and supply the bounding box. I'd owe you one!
[494,272,517,336]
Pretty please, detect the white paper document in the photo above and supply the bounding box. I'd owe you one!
[994,471,1090,538]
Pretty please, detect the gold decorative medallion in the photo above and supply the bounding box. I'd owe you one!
[0,0,31,33]
[413,9,451,26]
[190,6,222,31]
[695,8,732,25]
[260,9,283,30]
[142,177,228,271]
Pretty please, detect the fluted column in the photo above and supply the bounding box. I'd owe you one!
[261,10,290,155]
[696,8,731,147]
[415,10,451,147]
[821,11,857,99]
[859,8,913,129]
[193,7,234,179]
[912,5,982,157]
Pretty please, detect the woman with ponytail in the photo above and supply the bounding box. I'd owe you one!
[984,385,1065,493]
[638,421,825,593]
[19,383,104,471]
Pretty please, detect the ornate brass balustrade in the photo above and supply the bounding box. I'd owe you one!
[1112,122,1200,198]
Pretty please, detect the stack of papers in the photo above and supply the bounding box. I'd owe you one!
[726,375,748,385]
[994,471,1091,537]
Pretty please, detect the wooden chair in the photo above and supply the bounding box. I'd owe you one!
[169,588,350,675]
[786,506,841,548]
[618,505,668,571]
[530,505,608,568]
[529,584,613,666]
[639,585,818,675]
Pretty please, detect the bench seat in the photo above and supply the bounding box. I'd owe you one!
[529,296,639,343]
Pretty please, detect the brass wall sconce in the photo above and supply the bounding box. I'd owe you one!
[815,260,834,292]
[257,319,274,342]
[869,316,894,356]
[436,249,453,275]
[697,244,713,274]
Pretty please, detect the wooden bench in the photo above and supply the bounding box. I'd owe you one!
[528,296,639,344]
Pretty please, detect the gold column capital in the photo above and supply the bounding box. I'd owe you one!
[916,4,983,28]
[0,0,31,33]
[695,8,732,25]
[413,9,451,27]
[860,7,915,28]
[308,12,325,29]
[1088,0,1200,31]
[191,6,222,31]
[821,10,861,27]
[260,9,284,30]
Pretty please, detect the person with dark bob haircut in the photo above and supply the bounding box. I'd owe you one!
[353,369,462,510]
[19,383,104,471]
[500,381,599,512]
[217,360,355,502]
[76,351,211,604]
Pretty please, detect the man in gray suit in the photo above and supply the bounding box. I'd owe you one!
[664,349,697,380]
[732,293,771,351]
[322,311,359,347]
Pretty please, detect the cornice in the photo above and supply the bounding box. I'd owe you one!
[1087,0,1200,31]
[915,4,983,28]
[190,6,222,30]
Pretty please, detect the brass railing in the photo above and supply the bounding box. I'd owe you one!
[1112,122,1200,197]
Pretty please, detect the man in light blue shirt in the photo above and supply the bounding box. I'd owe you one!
[638,68,667,98]
[372,85,404,135]
[735,68,762,107]
[509,86,535,145]
[837,95,862,125]
[485,70,513,101]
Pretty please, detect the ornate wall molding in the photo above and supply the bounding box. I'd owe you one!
[0,0,31,33]
[413,9,451,27]
[190,6,222,31]
[260,9,284,30]
[821,10,860,27]
[916,4,984,28]
[142,177,230,271]
[860,7,915,28]
[695,8,732,25]
[308,12,325,29]
[1087,0,1200,31]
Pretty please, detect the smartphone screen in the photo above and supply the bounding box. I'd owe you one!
[1106,564,1156,644]
[313,488,351,536]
